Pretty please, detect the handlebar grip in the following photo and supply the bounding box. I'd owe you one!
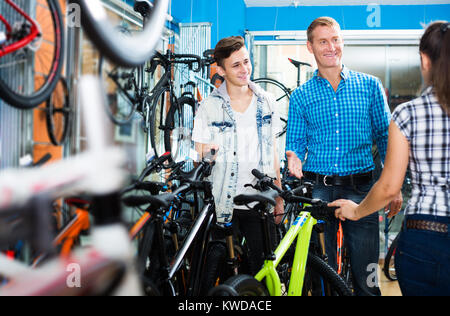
[291,185,307,196]
[251,169,265,180]
[157,152,171,165]
[307,203,338,221]
[251,169,282,193]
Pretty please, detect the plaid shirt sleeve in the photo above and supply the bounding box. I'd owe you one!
[370,78,391,163]
[286,88,307,161]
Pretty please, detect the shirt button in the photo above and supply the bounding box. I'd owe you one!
[336,147,339,151]
[335,113,339,117]
[336,130,339,134]
[335,164,338,167]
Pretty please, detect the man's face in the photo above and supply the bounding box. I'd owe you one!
[217,46,252,87]
[307,25,344,70]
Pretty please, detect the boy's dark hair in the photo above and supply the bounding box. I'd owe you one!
[214,36,245,68]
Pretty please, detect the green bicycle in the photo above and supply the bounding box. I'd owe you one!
[221,170,352,296]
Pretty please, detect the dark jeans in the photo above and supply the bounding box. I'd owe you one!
[395,214,450,296]
[312,180,382,296]
[213,209,277,276]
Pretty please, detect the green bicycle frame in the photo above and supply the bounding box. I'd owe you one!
[254,210,317,296]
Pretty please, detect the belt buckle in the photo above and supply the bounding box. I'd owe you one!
[323,175,332,187]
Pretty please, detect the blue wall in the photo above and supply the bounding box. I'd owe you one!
[246,4,450,31]
[170,0,246,46]
[170,1,450,48]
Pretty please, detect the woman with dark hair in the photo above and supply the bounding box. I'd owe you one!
[329,21,450,296]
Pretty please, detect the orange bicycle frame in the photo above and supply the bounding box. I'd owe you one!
[336,221,344,275]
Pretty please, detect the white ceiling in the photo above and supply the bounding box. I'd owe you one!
[244,0,450,7]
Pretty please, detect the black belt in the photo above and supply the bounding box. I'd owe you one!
[304,171,373,187]
[406,220,448,234]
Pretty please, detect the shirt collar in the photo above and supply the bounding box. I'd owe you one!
[314,65,350,82]
[214,80,263,102]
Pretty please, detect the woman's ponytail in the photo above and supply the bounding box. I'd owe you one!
[420,21,450,114]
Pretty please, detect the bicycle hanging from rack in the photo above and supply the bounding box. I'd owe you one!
[0,0,169,109]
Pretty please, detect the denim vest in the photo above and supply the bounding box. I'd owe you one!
[200,81,276,223]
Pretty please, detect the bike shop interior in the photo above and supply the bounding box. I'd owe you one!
[0,0,449,297]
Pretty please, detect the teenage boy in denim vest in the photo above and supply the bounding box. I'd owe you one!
[192,36,283,274]
[285,17,403,296]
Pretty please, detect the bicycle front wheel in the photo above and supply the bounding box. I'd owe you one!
[224,275,269,296]
[0,0,64,109]
[45,77,71,146]
[72,0,169,68]
[149,87,175,159]
[303,253,353,296]
[164,95,197,163]
[384,233,399,281]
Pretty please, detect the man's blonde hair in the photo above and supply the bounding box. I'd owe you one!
[307,17,341,43]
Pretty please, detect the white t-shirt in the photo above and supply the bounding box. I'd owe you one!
[232,95,261,209]
[192,94,261,210]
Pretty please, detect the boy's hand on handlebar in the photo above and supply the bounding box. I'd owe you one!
[202,144,219,162]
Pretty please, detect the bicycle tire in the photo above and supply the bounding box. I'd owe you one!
[141,275,162,296]
[0,0,64,109]
[149,87,174,159]
[98,55,141,125]
[384,233,399,281]
[138,221,177,295]
[303,253,353,296]
[253,77,291,115]
[200,241,249,296]
[224,275,269,296]
[71,0,169,68]
[45,77,71,146]
[164,95,196,163]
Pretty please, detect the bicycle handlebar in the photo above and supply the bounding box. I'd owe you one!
[151,51,203,72]
[251,169,338,218]
[137,151,172,182]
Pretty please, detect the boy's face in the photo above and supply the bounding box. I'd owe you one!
[217,46,252,87]
[307,25,344,70]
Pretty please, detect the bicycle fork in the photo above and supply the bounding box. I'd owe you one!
[223,223,239,276]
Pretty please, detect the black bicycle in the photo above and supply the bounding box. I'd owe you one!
[123,153,235,296]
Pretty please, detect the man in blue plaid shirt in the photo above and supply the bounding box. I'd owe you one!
[286,17,402,296]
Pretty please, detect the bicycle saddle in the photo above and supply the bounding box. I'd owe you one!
[122,193,176,209]
[234,189,279,207]
[288,58,312,69]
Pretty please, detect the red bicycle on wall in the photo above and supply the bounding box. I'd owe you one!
[0,0,65,109]
[0,0,170,110]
